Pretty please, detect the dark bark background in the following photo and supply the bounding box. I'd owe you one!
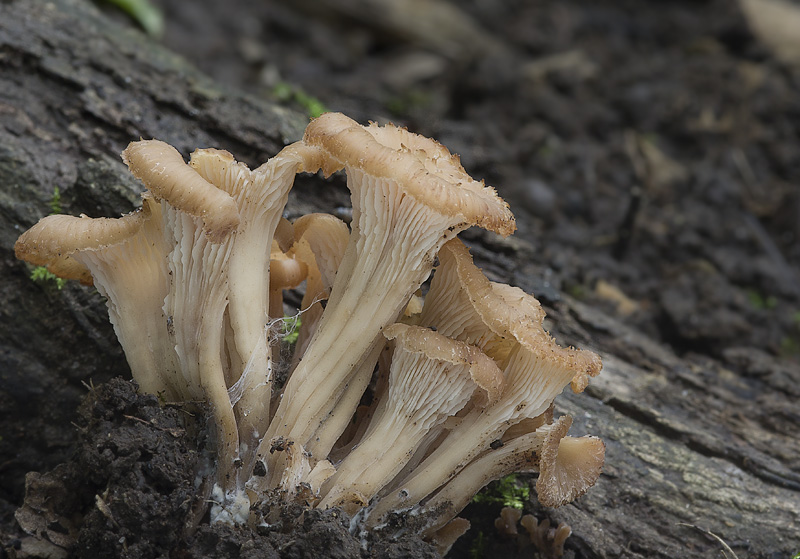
[1,0,799,558]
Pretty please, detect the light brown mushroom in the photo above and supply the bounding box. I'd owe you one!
[14,195,180,398]
[122,140,240,242]
[317,323,503,514]
[286,212,350,364]
[186,142,319,491]
[269,240,309,320]
[495,506,522,536]
[260,112,515,483]
[536,415,605,507]
[400,417,569,535]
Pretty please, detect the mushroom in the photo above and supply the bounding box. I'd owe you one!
[403,417,571,535]
[365,240,602,524]
[317,323,503,514]
[521,516,572,559]
[14,195,180,398]
[184,143,319,488]
[269,240,308,320]
[15,113,606,544]
[122,140,239,242]
[495,506,523,536]
[536,415,605,507]
[260,112,515,482]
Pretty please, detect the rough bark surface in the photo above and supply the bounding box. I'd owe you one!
[1,0,798,558]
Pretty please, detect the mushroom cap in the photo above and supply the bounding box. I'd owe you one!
[122,139,240,242]
[291,213,350,294]
[383,323,504,403]
[270,243,309,292]
[421,238,602,392]
[14,197,154,285]
[536,415,605,507]
[302,112,515,237]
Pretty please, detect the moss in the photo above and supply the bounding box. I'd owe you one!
[282,315,302,345]
[745,288,777,310]
[471,474,530,510]
[30,266,66,290]
[273,82,328,119]
[49,186,62,214]
[468,530,487,559]
[98,0,164,37]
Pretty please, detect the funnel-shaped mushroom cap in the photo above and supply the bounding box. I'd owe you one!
[122,140,240,242]
[419,238,544,361]
[536,415,605,507]
[420,238,601,391]
[14,204,151,286]
[302,112,516,237]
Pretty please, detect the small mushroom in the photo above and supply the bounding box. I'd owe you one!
[287,213,350,364]
[402,417,569,534]
[495,506,522,536]
[536,415,605,507]
[318,323,503,514]
[269,240,308,320]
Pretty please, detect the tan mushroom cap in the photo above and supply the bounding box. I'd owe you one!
[302,112,516,237]
[536,415,605,507]
[269,242,309,319]
[14,200,153,285]
[419,238,544,361]
[422,238,601,390]
[122,139,240,242]
[291,213,350,293]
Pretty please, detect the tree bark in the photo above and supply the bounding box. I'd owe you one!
[1,0,798,558]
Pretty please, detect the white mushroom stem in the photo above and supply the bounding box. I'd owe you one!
[189,145,313,478]
[318,324,501,514]
[163,205,240,487]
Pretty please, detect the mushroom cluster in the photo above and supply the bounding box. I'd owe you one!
[15,113,604,551]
